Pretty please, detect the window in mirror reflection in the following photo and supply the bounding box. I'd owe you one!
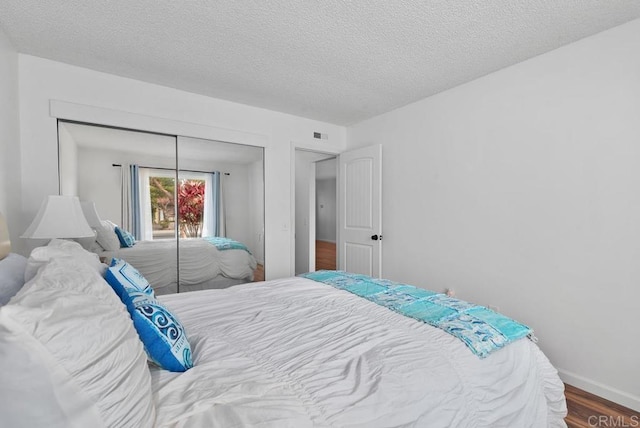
[149,174,176,240]
[140,170,227,240]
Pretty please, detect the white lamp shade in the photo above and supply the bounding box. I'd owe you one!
[80,201,103,228]
[22,196,94,239]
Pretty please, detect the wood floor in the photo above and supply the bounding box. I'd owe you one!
[253,239,335,282]
[294,242,640,425]
[316,240,337,270]
[565,383,639,427]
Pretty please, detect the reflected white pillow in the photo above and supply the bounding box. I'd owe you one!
[96,220,121,252]
[0,257,155,428]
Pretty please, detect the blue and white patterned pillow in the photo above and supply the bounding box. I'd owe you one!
[125,291,193,372]
[114,226,136,248]
[104,258,154,301]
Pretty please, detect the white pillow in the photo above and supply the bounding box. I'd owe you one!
[96,220,121,251]
[24,239,106,283]
[0,320,105,428]
[0,257,156,428]
[0,253,27,305]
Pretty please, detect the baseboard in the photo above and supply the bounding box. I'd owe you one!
[316,239,336,244]
[558,368,640,412]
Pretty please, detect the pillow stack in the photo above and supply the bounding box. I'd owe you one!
[105,258,193,372]
[24,238,105,283]
[95,220,136,250]
[0,247,156,428]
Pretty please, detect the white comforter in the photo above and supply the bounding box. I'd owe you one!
[153,277,567,427]
[101,238,257,294]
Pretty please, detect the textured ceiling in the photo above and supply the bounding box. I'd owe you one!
[2,1,639,125]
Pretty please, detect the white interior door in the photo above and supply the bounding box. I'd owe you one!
[338,144,382,277]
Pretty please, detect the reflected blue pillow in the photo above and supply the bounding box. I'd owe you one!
[104,258,154,301]
[114,226,136,248]
[125,291,193,372]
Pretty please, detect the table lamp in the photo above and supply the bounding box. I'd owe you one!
[22,195,94,242]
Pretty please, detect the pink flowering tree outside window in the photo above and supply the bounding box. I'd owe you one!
[178,180,205,238]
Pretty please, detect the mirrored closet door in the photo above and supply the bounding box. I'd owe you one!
[176,137,264,292]
[58,121,264,295]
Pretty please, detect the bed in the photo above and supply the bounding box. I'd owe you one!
[99,237,258,295]
[87,215,257,294]
[0,234,568,427]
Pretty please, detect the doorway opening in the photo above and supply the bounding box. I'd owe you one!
[314,158,337,271]
[294,149,337,275]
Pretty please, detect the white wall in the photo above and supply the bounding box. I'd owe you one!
[348,19,640,410]
[58,124,78,197]
[0,28,20,240]
[77,146,173,225]
[16,55,346,278]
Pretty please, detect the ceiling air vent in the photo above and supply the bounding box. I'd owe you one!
[313,132,328,140]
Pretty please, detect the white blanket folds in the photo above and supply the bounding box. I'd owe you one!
[152,277,567,427]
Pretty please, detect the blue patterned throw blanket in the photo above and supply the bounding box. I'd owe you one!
[301,270,532,358]
[204,237,251,253]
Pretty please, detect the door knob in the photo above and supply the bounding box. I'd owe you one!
[371,234,382,241]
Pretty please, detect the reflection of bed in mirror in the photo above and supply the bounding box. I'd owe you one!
[82,201,259,295]
[100,238,257,295]
[58,121,265,293]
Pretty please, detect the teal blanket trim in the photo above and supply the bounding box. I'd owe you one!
[301,270,532,358]
[204,237,251,253]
